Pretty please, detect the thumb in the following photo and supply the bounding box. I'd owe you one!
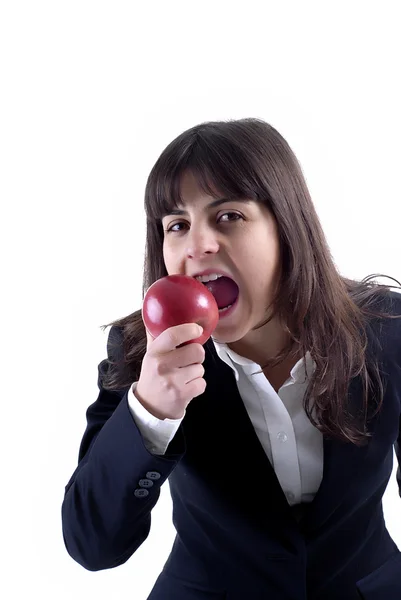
[145,326,156,350]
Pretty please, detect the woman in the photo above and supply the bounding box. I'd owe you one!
[62,118,401,599]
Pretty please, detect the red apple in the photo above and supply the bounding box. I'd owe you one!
[142,275,219,345]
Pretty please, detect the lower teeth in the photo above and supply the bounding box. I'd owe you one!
[218,304,233,313]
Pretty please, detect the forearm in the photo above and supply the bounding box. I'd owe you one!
[62,394,184,570]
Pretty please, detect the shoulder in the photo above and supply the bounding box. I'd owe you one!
[366,289,401,363]
[376,289,401,312]
[106,325,125,362]
[387,289,401,312]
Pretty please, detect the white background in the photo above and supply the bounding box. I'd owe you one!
[1,1,400,599]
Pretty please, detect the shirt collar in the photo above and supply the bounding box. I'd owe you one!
[211,337,315,384]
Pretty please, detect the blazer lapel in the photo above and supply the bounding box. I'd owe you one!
[299,427,371,533]
[300,318,391,533]
[194,339,376,533]
[187,341,302,518]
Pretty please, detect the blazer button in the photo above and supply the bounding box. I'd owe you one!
[139,479,154,488]
[146,471,161,480]
[134,489,149,498]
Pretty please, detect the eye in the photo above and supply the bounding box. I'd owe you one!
[164,212,243,234]
[165,221,185,234]
[219,212,242,223]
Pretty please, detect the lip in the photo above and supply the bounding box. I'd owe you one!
[217,293,239,319]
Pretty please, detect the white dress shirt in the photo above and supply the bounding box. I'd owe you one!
[128,338,323,506]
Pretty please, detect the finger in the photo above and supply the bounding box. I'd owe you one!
[151,323,203,355]
[182,363,205,385]
[170,342,205,369]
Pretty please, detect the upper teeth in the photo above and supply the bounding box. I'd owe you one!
[195,273,224,283]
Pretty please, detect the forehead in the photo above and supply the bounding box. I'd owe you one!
[173,171,229,211]
[162,171,254,217]
[179,171,212,201]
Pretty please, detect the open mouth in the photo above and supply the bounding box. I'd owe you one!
[217,294,239,315]
[202,276,239,311]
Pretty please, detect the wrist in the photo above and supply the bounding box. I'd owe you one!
[134,386,180,420]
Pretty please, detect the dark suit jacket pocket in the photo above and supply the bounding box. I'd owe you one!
[356,551,401,599]
[147,570,227,600]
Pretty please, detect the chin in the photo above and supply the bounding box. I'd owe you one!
[212,330,246,345]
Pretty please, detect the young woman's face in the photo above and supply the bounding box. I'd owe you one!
[161,171,282,345]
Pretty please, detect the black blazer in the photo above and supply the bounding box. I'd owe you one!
[62,291,401,599]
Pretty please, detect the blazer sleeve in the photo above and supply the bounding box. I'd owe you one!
[61,325,186,571]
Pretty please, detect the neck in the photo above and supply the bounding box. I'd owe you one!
[227,315,299,367]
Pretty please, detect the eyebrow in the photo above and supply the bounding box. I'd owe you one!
[163,197,252,217]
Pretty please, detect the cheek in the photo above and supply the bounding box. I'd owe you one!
[161,242,168,269]
[162,244,177,272]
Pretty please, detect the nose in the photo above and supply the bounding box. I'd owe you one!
[186,226,220,260]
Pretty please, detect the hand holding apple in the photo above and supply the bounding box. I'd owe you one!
[135,275,219,420]
[134,323,207,420]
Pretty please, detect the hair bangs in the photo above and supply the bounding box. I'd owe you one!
[187,139,262,202]
[145,129,263,223]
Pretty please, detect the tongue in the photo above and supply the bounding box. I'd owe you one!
[204,277,239,309]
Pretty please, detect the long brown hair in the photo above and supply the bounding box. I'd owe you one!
[100,118,401,446]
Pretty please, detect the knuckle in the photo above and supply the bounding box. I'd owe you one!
[194,344,205,363]
[155,361,168,376]
[166,330,177,347]
[193,378,206,397]
[161,378,178,398]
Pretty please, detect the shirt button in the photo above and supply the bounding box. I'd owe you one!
[277,431,288,442]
